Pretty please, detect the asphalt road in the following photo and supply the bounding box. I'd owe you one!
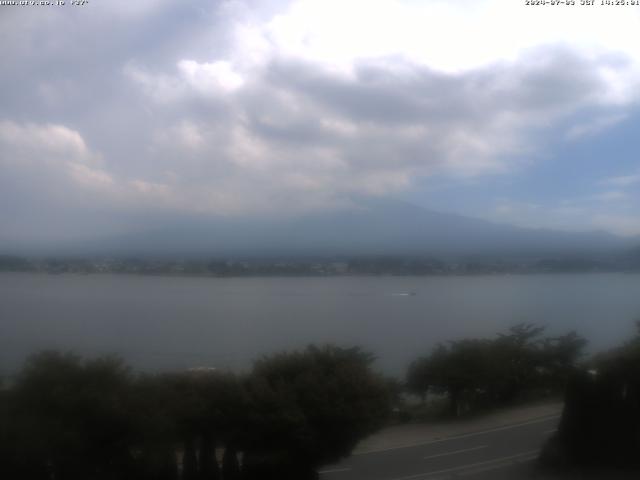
[318,415,560,480]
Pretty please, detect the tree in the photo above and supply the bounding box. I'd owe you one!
[242,345,391,479]
[128,374,180,480]
[492,323,546,402]
[9,351,136,480]
[541,324,640,470]
[3,345,392,480]
[539,331,587,391]
[426,340,496,416]
[406,325,587,417]
[131,369,246,480]
[406,357,431,404]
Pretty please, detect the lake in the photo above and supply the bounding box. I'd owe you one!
[1,272,639,377]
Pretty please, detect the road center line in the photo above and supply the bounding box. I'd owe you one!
[423,445,488,460]
[354,414,560,455]
[318,467,352,474]
[389,449,539,480]
[458,453,538,477]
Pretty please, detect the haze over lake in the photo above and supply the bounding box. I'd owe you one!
[2,272,639,377]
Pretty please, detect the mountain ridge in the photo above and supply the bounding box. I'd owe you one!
[4,198,636,258]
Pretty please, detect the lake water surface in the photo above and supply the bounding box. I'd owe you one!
[1,272,640,376]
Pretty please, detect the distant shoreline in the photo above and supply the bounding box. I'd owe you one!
[2,253,639,278]
[2,269,639,280]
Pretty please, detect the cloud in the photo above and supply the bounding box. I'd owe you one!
[0,121,89,162]
[593,214,640,237]
[601,171,640,187]
[491,191,640,237]
[178,60,245,93]
[2,0,640,241]
[257,0,640,77]
[565,113,628,141]
[0,121,102,192]
[123,46,630,214]
[594,190,628,202]
[0,121,175,213]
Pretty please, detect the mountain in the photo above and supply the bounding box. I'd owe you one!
[45,198,635,259]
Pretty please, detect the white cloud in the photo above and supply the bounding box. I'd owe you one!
[565,113,628,141]
[95,0,170,17]
[124,43,626,216]
[0,121,90,165]
[491,193,640,237]
[3,0,640,239]
[257,0,640,79]
[115,1,640,219]
[593,214,640,237]
[168,121,206,150]
[178,60,245,93]
[602,171,640,187]
[67,163,115,191]
[0,121,178,210]
[594,190,627,202]
[124,64,188,104]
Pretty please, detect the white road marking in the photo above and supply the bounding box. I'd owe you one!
[389,450,539,480]
[458,453,538,477]
[423,445,488,460]
[354,414,560,455]
[318,467,352,474]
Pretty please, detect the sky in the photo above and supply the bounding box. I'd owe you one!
[1,0,640,245]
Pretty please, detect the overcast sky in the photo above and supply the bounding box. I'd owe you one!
[1,0,639,245]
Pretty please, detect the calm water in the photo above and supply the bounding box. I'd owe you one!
[1,272,640,376]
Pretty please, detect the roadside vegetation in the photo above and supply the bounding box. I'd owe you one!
[3,323,640,478]
[541,322,640,473]
[0,346,390,480]
[406,323,640,473]
[405,324,586,419]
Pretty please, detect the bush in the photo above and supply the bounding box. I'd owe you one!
[406,324,586,417]
[0,345,392,480]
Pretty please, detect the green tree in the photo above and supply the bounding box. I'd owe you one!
[492,323,546,402]
[243,345,391,479]
[427,340,496,416]
[542,323,639,470]
[407,325,587,417]
[131,369,246,480]
[406,357,431,404]
[540,331,587,391]
[128,374,180,480]
[10,351,136,480]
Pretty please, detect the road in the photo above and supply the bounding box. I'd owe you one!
[318,414,559,480]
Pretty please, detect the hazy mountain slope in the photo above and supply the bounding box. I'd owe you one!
[45,198,634,258]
